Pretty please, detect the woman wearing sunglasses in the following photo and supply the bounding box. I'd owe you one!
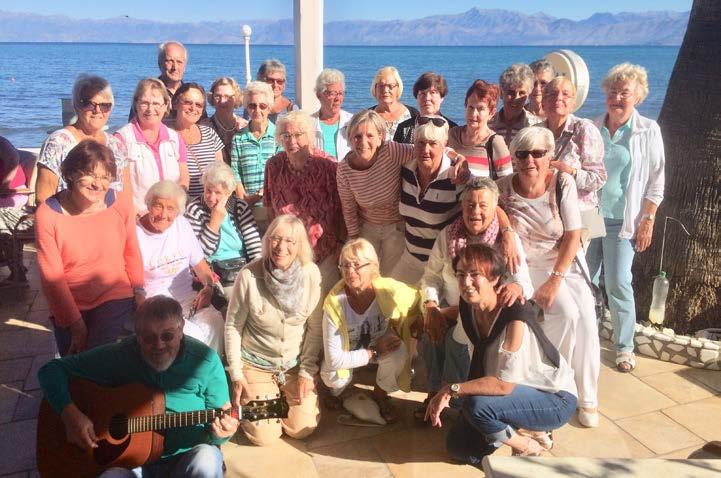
[263,111,343,298]
[35,141,142,356]
[257,59,298,123]
[496,126,600,428]
[36,74,129,203]
[171,82,224,199]
[321,238,421,423]
[230,81,280,220]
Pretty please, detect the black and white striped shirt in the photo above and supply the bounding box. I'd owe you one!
[399,155,465,262]
[186,125,225,198]
[184,194,262,261]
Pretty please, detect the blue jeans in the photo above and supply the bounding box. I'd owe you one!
[98,444,224,478]
[586,219,636,353]
[52,297,135,356]
[419,330,470,393]
[447,385,577,465]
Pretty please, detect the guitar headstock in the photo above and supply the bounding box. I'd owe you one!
[238,394,290,422]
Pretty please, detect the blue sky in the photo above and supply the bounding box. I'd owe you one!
[1,0,692,22]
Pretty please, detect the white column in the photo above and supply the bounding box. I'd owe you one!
[293,0,323,112]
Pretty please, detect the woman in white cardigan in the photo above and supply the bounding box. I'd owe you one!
[588,63,665,373]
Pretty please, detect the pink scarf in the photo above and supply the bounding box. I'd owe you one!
[446,213,500,259]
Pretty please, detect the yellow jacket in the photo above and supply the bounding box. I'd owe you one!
[323,276,422,392]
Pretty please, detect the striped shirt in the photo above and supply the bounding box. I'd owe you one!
[489,108,542,147]
[447,126,514,179]
[184,194,262,262]
[230,122,280,195]
[336,141,414,237]
[399,154,465,262]
[185,125,224,198]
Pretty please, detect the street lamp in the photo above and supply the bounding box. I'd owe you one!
[242,24,252,85]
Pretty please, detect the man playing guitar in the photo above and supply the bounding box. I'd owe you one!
[38,295,239,477]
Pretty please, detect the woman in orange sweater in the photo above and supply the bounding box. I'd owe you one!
[35,140,144,355]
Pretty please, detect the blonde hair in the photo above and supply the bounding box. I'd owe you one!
[262,215,314,265]
[131,78,171,119]
[208,76,242,108]
[346,110,387,144]
[275,110,317,144]
[545,76,576,97]
[243,81,274,109]
[601,63,649,104]
[339,238,380,278]
[413,116,449,144]
[370,66,404,100]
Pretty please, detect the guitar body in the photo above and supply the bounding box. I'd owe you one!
[37,379,165,478]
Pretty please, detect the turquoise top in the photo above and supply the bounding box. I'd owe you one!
[208,214,244,262]
[38,336,230,460]
[319,121,339,158]
[600,119,633,220]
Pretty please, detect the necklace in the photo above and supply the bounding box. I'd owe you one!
[213,114,237,133]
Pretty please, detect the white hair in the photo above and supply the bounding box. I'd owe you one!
[157,41,187,67]
[243,81,274,109]
[510,126,555,156]
[201,162,237,193]
[602,63,650,103]
[144,180,187,212]
[315,68,345,95]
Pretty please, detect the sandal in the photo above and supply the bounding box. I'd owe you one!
[517,429,553,451]
[512,436,544,456]
[616,351,636,373]
[373,396,400,424]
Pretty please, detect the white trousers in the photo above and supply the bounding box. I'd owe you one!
[360,221,406,277]
[529,261,600,409]
[181,297,225,356]
[390,249,426,287]
[321,342,408,396]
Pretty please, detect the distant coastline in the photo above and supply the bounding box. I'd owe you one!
[0,8,688,45]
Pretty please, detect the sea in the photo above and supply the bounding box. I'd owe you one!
[0,43,679,147]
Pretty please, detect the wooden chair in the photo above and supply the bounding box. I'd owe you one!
[0,148,38,287]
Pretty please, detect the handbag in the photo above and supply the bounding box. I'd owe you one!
[211,257,246,286]
[580,208,607,240]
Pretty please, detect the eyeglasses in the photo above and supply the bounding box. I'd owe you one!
[266,77,286,85]
[247,102,268,111]
[137,101,165,110]
[180,99,204,110]
[140,330,180,344]
[339,262,371,273]
[322,90,345,99]
[376,83,398,91]
[80,100,113,113]
[213,93,232,101]
[279,132,306,142]
[455,271,490,282]
[607,89,635,100]
[76,172,113,184]
[515,149,548,160]
[418,116,447,127]
[270,235,298,247]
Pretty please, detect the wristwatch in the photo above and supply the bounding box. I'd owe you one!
[641,213,655,222]
[369,347,379,363]
[449,383,461,398]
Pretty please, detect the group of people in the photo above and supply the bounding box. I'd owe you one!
[0,39,667,475]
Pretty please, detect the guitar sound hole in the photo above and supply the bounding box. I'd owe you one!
[108,415,129,440]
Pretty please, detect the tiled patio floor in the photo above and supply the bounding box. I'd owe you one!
[1,250,719,477]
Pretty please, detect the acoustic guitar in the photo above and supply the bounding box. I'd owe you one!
[36,379,288,478]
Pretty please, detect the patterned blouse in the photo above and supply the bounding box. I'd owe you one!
[38,129,128,192]
[263,149,342,263]
[540,114,607,210]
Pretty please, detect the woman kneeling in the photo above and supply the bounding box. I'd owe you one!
[426,244,577,463]
[321,238,421,423]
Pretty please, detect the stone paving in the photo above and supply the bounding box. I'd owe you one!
[1,250,720,477]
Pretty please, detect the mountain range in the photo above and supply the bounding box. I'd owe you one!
[0,8,689,45]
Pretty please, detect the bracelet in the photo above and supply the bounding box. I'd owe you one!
[549,270,565,278]
[133,287,147,296]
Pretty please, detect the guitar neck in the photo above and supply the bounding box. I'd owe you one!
[127,408,232,434]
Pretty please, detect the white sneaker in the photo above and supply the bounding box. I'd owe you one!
[578,408,599,428]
